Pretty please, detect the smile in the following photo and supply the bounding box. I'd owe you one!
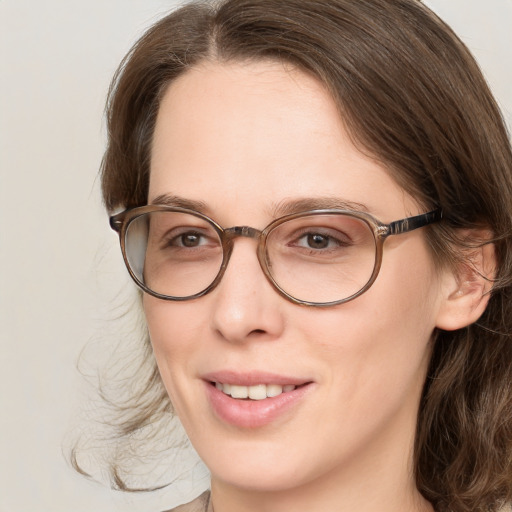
[213,382,298,400]
[205,378,313,428]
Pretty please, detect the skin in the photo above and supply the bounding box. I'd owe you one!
[144,60,463,512]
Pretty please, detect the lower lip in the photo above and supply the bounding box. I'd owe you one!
[204,381,313,428]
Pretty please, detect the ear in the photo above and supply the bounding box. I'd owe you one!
[435,234,496,331]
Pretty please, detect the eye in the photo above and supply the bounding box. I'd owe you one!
[294,230,350,251]
[175,232,207,247]
[168,230,211,248]
[299,233,337,250]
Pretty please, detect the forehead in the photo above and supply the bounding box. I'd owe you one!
[149,60,415,223]
[150,59,346,173]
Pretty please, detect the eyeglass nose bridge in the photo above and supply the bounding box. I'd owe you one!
[220,225,266,272]
[207,224,276,297]
[223,225,262,240]
[219,225,266,271]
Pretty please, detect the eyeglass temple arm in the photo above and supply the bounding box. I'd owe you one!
[386,209,442,236]
[109,212,126,233]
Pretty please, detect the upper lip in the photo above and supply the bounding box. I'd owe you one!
[202,370,313,387]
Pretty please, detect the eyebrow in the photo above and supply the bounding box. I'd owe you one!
[270,197,369,217]
[150,193,369,219]
[150,194,210,213]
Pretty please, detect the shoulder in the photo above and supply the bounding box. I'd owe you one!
[163,491,211,512]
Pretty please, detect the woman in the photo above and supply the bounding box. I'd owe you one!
[95,0,512,511]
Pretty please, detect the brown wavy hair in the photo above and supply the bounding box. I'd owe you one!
[92,0,512,510]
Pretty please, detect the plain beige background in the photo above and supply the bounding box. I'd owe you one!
[1,1,511,511]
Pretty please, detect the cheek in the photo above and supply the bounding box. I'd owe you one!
[301,241,440,425]
[368,242,440,374]
[142,296,202,400]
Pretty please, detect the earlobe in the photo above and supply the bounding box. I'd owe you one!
[435,239,496,332]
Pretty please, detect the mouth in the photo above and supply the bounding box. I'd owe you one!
[210,381,304,400]
[203,372,314,428]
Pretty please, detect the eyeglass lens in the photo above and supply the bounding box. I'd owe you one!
[124,211,378,303]
[125,211,376,303]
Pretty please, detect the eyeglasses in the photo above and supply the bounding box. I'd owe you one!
[110,206,442,307]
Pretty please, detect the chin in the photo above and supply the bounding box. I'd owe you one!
[210,462,310,493]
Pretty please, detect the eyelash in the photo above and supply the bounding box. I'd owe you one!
[162,228,214,248]
[288,227,351,247]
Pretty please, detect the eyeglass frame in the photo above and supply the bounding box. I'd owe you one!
[110,205,442,307]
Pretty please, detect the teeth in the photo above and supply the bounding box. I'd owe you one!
[230,385,248,399]
[266,384,283,397]
[214,382,298,399]
[248,384,266,400]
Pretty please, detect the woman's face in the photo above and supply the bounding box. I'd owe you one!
[145,60,448,497]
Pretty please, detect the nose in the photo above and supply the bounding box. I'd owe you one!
[209,238,286,344]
